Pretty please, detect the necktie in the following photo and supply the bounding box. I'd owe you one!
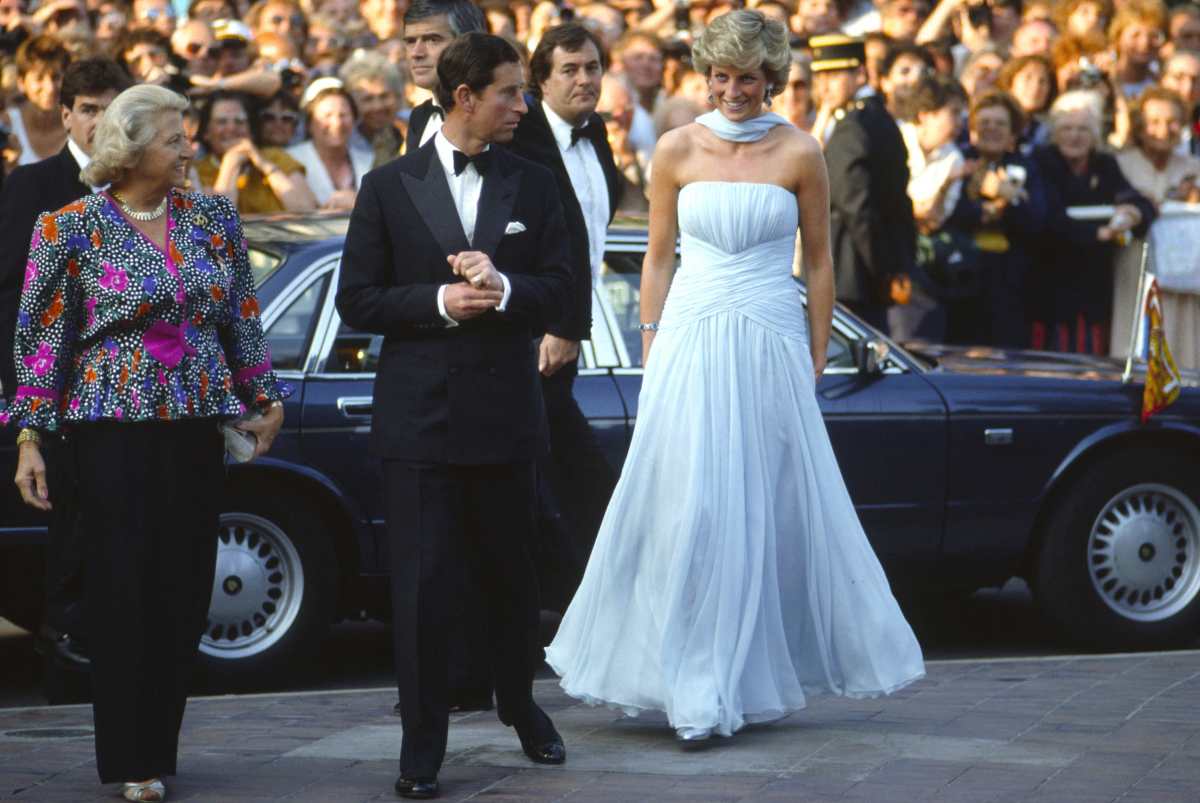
[452,149,492,176]
[571,119,602,147]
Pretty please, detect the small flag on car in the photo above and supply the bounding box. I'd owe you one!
[1140,277,1181,423]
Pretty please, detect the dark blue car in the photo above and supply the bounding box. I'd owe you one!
[4,213,1200,682]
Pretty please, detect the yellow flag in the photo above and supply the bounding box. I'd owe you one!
[1142,278,1181,423]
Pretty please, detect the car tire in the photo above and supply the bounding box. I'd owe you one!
[1034,448,1200,649]
[198,492,337,684]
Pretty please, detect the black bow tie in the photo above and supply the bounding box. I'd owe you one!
[452,149,492,176]
[570,119,602,147]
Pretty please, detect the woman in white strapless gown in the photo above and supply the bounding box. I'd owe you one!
[545,11,924,741]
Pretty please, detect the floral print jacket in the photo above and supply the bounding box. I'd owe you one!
[4,190,290,432]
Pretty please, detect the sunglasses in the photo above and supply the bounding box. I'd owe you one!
[213,115,249,126]
[269,12,304,26]
[260,110,299,125]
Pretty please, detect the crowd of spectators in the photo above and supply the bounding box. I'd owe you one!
[0,0,1197,360]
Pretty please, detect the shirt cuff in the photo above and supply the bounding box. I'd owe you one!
[496,272,511,312]
[436,284,459,328]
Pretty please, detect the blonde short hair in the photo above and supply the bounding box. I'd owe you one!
[82,85,188,187]
[1049,89,1104,142]
[691,10,791,91]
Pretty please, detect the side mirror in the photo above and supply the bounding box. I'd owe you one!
[854,338,888,375]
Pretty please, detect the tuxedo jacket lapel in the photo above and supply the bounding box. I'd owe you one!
[471,150,519,258]
[399,141,471,259]
[586,113,622,221]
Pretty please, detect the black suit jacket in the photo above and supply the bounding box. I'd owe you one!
[0,146,89,396]
[336,141,572,464]
[824,93,915,306]
[404,100,441,155]
[508,99,621,341]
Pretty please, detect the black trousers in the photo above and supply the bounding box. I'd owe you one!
[946,251,1027,348]
[440,362,616,698]
[536,361,615,609]
[385,460,540,780]
[73,420,223,784]
[43,434,85,638]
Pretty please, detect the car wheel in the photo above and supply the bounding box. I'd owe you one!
[198,496,337,683]
[1034,449,1200,649]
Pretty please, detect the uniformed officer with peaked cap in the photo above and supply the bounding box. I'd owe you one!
[811,34,915,333]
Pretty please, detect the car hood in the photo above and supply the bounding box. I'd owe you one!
[903,341,1200,386]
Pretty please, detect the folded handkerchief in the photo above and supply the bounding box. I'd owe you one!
[504,221,527,235]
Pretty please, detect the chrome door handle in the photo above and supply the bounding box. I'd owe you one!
[984,428,1013,446]
[337,396,373,417]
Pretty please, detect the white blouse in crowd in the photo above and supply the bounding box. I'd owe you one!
[285,140,374,206]
[900,120,965,226]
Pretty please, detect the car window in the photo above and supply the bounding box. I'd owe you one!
[326,320,383,374]
[597,250,856,371]
[597,250,644,367]
[248,246,285,288]
[265,274,328,371]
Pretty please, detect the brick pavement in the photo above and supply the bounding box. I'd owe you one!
[2,652,1200,802]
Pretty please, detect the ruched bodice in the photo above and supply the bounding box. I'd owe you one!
[663,182,807,340]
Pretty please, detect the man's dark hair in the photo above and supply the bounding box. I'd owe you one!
[435,32,521,110]
[404,0,485,36]
[114,27,171,66]
[881,41,934,78]
[528,23,607,99]
[912,73,966,116]
[60,58,133,112]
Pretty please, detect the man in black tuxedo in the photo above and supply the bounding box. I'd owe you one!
[510,23,621,604]
[0,57,130,684]
[812,35,915,333]
[402,0,485,154]
[336,33,572,800]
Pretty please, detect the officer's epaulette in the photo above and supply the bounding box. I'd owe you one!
[834,99,869,121]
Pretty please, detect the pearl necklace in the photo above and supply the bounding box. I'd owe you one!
[113,192,168,222]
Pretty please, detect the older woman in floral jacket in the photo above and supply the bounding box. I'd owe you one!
[8,85,288,803]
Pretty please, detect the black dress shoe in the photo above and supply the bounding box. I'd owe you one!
[35,624,90,670]
[512,704,566,765]
[394,776,438,799]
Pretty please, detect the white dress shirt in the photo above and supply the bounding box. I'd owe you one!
[543,102,610,285]
[419,100,445,147]
[432,130,511,327]
[67,137,104,192]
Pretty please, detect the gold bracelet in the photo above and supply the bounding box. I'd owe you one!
[16,428,41,447]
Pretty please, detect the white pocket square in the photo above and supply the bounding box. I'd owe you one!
[504,221,527,235]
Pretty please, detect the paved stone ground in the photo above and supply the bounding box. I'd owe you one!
[2,652,1200,802]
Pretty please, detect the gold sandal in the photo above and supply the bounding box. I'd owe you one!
[122,779,165,802]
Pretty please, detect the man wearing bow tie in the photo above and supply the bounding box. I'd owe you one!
[336,33,572,800]
[509,23,622,602]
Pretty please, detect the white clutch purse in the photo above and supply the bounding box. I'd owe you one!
[219,411,261,463]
